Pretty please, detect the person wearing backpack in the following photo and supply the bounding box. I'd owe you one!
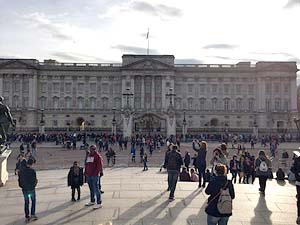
[255,150,272,195]
[164,144,183,201]
[205,163,235,225]
[290,151,300,224]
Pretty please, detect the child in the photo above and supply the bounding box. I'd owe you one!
[67,161,84,201]
[204,169,211,185]
[190,168,199,182]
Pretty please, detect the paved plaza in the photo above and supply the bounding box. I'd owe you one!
[1,141,300,225]
[0,167,298,225]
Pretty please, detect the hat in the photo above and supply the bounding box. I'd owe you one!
[293,150,300,158]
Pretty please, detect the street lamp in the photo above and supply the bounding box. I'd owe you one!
[40,109,45,125]
[166,88,176,107]
[112,107,117,134]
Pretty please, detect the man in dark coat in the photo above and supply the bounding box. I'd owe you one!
[164,145,183,201]
[18,158,38,223]
[192,140,207,188]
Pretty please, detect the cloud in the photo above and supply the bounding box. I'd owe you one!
[51,52,107,62]
[284,0,300,8]
[175,58,203,64]
[131,1,182,17]
[203,44,238,49]
[22,12,73,40]
[111,45,159,54]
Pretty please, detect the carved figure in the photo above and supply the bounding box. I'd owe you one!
[0,96,16,145]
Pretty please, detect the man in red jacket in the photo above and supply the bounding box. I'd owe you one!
[85,145,103,209]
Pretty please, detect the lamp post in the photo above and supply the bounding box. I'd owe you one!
[112,107,117,134]
[122,88,134,107]
[165,88,176,107]
[39,109,45,134]
[182,110,187,141]
[294,117,300,139]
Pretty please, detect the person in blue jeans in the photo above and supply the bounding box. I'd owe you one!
[205,163,235,225]
[164,144,183,201]
[85,145,104,209]
[18,158,38,223]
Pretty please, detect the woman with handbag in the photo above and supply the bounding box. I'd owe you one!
[255,150,272,195]
[205,164,235,225]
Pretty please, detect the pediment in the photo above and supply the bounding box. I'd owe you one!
[0,60,38,70]
[122,59,174,70]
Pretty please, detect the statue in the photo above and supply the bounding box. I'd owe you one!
[0,96,16,146]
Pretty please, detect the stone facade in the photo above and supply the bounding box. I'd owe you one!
[0,55,298,137]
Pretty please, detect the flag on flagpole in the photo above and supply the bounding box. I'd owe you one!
[146,28,149,39]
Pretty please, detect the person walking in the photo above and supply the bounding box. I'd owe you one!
[85,145,103,209]
[18,158,38,223]
[143,152,148,171]
[164,145,183,201]
[229,155,239,184]
[255,150,272,195]
[68,161,84,201]
[192,140,207,188]
[183,151,191,171]
[205,164,235,225]
[291,151,300,224]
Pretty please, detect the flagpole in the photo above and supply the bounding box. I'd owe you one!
[147,28,149,55]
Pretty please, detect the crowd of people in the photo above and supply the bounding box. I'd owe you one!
[14,132,300,225]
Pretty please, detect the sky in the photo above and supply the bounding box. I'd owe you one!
[0,0,300,67]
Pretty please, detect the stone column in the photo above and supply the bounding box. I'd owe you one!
[162,79,166,110]
[29,74,38,109]
[290,78,297,112]
[141,77,145,109]
[151,76,155,109]
[121,78,126,108]
[258,77,266,112]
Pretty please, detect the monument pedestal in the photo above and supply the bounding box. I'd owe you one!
[0,147,11,187]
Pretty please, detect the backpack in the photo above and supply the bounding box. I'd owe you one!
[167,151,178,170]
[217,181,233,214]
[259,160,268,172]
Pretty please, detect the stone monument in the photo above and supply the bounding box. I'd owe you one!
[0,96,15,186]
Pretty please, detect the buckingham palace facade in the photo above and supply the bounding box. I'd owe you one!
[0,54,298,137]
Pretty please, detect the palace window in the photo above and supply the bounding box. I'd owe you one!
[65,83,72,93]
[236,98,242,111]
[65,97,71,109]
[175,98,182,110]
[236,84,242,95]
[40,97,47,109]
[199,84,205,95]
[23,97,29,108]
[284,100,289,111]
[78,97,84,109]
[274,83,280,93]
[102,83,108,94]
[248,98,254,111]
[275,98,281,111]
[224,84,230,95]
[53,97,59,109]
[266,99,271,112]
[78,83,84,93]
[248,84,254,95]
[199,98,206,111]
[23,80,29,92]
[90,97,96,109]
[212,84,218,94]
[3,80,10,92]
[13,81,20,92]
[212,98,218,110]
[224,98,230,111]
[188,98,193,110]
[53,82,59,93]
[12,95,19,108]
[102,97,108,109]
[188,84,194,94]
[90,83,96,94]
[284,84,289,94]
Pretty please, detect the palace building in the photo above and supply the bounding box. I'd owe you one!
[0,54,298,137]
